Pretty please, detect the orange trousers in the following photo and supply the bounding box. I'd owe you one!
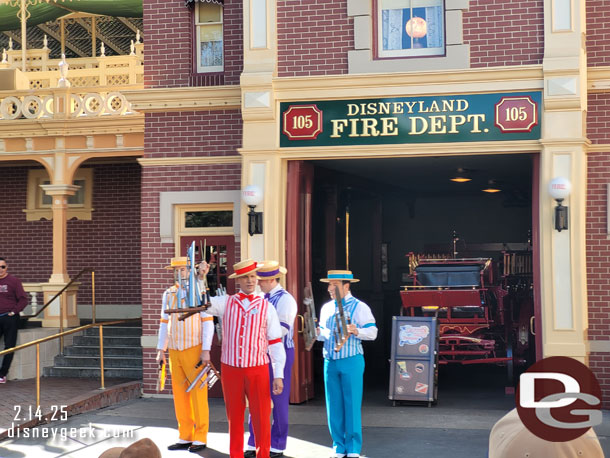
[169,345,209,443]
[221,363,271,458]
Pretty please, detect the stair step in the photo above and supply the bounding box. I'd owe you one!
[64,346,142,357]
[83,326,142,337]
[43,367,142,379]
[73,335,140,347]
[54,355,142,368]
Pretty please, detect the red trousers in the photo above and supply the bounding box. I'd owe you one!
[221,363,271,458]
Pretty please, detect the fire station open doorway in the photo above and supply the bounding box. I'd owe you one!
[286,153,540,405]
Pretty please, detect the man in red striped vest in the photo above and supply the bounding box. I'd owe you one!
[200,259,286,458]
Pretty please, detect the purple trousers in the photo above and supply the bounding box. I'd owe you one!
[247,347,295,452]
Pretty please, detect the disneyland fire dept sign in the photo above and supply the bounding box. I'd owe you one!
[279,92,541,147]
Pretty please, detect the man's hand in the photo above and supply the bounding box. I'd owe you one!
[272,378,284,395]
[7,311,15,317]
[200,350,211,365]
[156,350,166,366]
[346,323,359,336]
[199,261,210,276]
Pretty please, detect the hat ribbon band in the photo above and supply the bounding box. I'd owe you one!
[235,263,257,276]
[328,273,353,280]
[258,268,280,277]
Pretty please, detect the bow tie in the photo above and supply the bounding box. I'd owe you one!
[238,292,255,302]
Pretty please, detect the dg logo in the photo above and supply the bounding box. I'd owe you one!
[516,356,602,442]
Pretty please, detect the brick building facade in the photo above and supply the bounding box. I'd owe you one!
[130,0,610,409]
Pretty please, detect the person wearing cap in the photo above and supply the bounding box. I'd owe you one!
[244,261,297,458]
[488,408,604,458]
[156,257,215,454]
[317,270,377,458]
[199,259,286,458]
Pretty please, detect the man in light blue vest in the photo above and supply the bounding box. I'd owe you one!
[317,270,377,458]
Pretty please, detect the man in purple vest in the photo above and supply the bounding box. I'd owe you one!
[0,257,28,383]
[244,261,297,458]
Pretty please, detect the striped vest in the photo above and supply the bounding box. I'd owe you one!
[323,295,362,360]
[221,294,270,368]
[166,287,212,351]
[267,289,294,349]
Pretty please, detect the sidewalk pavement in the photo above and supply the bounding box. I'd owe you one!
[0,387,608,458]
[0,378,140,440]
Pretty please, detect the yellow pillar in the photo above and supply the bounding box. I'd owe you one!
[540,0,588,363]
[240,0,279,261]
[39,184,80,327]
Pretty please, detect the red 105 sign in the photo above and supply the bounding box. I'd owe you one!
[282,105,323,140]
[494,96,538,133]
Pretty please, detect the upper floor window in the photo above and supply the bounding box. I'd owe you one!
[196,1,224,73]
[376,0,445,59]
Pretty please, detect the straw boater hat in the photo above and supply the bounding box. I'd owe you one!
[98,438,162,458]
[256,260,287,280]
[488,409,604,458]
[228,259,259,279]
[164,256,187,270]
[320,269,360,283]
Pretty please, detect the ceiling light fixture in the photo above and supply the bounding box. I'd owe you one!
[482,180,501,193]
[450,168,472,183]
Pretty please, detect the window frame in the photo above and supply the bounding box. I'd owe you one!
[176,203,234,237]
[194,1,225,74]
[24,168,94,221]
[373,0,447,61]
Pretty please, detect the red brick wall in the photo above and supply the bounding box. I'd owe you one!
[277,0,352,77]
[588,94,610,144]
[140,164,241,394]
[587,149,610,407]
[144,0,243,87]
[464,0,544,68]
[68,163,141,306]
[145,110,242,158]
[0,164,141,306]
[587,0,610,67]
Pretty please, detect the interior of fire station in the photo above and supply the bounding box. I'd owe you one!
[302,153,538,399]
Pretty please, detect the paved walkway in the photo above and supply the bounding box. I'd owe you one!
[0,387,608,458]
[0,378,138,438]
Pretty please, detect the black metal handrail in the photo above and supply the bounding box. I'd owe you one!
[21,267,92,319]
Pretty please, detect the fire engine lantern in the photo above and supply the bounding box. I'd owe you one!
[405,17,427,38]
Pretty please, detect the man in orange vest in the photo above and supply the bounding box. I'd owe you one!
[157,256,214,454]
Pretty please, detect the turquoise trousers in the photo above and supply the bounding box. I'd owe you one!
[323,354,365,456]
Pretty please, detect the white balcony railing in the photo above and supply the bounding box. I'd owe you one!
[0,39,144,90]
[0,86,135,120]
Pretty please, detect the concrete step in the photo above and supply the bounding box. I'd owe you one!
[54,355,142,368]
[42,367,142,379]
[73,335,140,347]
[83,326,142,337]
[64,345,143,357]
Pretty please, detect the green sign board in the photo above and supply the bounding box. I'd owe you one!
[279,92,542,147]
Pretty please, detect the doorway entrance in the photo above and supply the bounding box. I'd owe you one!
[287,153,539,404]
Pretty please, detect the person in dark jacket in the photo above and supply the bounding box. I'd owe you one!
[0,257,28,383]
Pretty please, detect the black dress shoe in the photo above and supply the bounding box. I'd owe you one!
[270,452,284,458]
[244,451,256,458]
[168,442,192,450]
[189,443,207,453]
